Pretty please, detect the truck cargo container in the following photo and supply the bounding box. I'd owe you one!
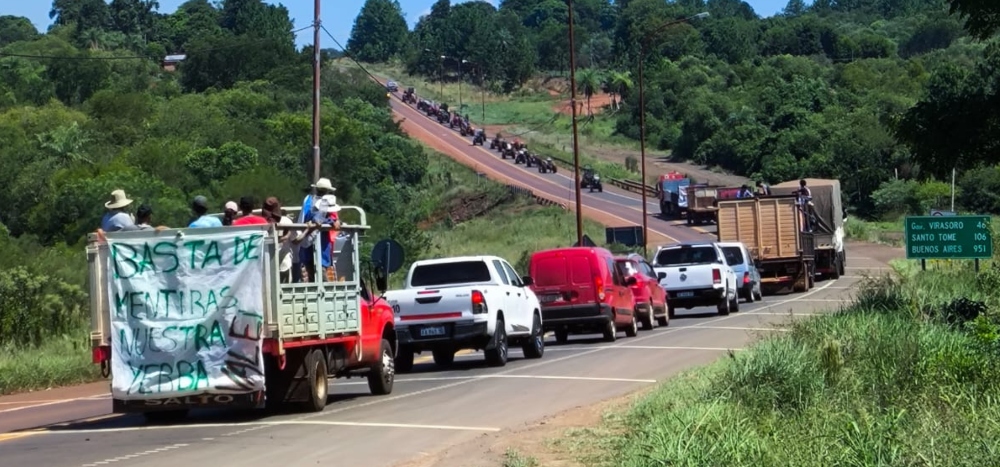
[715,196,815,293]
[658,172,691,218]
[770,179,846,279]
[88,206,397,420]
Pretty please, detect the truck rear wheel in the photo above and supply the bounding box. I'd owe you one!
[367,338,395,396]
[717,294,731,316]
[304,348,328,412]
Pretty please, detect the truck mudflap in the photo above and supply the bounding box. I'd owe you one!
[113,391,264,412]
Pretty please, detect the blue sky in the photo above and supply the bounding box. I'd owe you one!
[3,0,790,50]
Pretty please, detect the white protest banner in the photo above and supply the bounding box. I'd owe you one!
[106,228,268,400]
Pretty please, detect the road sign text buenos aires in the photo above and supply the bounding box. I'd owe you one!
[905,215,993,260]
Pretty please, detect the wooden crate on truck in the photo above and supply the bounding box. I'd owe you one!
[716,195,816,293]
[88,206,398,420]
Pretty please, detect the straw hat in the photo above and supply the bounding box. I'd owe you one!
[311,178,336,193]
[105,189,134,209]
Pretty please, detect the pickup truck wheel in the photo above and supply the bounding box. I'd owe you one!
[394,346,414,374]
[485,319,508,367]
[602,318,617,342]
[730,292,740,312]
[366,338,394,396]
[521,313,544,359]
[625,313,638,337]
[304,349,328,412]
[717,294,731,316]
[432,347,455,366]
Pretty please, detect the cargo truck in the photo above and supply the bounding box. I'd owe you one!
[685,185,719,225]
[715,195,815,293]
[770,179,846,279]
[657,172,691,218]
[88,206,398,420]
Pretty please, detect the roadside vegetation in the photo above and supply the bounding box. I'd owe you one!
[348,0,1000,220]
[554,224,1000,465]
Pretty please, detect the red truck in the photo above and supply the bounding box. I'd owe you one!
[88,206,397,420]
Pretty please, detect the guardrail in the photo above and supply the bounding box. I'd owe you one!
[609,178,658,197]
[505,184,568,210]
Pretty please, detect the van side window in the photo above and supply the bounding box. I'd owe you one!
[502,262,522,287]
[605,257,622,285]
[492,260,510,285]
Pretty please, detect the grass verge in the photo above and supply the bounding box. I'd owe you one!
[0,334,100,395]
[844,217,904,246]
[564,248,1000,465]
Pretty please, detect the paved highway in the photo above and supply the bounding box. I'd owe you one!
[385,96,708,244]
[0,89,895,467]
[0,246,895,467]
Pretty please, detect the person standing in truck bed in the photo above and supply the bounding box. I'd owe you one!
[232,196,268,225]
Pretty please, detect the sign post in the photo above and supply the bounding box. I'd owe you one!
[905,215,993,271]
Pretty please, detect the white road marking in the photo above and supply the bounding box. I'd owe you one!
[545,345,743,352]
[81,443,188,467]
[0,394,108,414]
[792,299,850,302]
[480,375,656,383]
[749,312,817,316]
[39,421,501,437]
[694,326,790,332]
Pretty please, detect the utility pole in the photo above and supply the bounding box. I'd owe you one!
[459,59,466,109]
[481,70,486,122]
[311,0,322,193]
[637,12,708,256]
[568,0,583,246]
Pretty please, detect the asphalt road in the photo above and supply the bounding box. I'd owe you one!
[0,246,893,467]
[386,96,709,244]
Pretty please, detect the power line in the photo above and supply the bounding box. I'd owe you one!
[0,26,313,61]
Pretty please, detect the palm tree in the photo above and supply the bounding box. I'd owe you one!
[608,71,634,111]
[576,68,600,116]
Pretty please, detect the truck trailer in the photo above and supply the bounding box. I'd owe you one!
[657,173,691,218]
[770,179,846,279]
[715,195,815,293]
[88,206,398,420]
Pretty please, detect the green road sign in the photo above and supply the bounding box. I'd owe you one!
[905,215,993,260]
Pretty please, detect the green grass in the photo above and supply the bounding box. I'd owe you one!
[501,448,539,467]
[564,252,1000,466]
[0,334,100,395]
[844,217,905,246]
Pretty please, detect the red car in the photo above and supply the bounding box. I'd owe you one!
[529,247,638,343]
[615,254,669,329]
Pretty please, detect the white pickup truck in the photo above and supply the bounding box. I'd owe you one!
[651,241,739,317]
[384,255,544,371]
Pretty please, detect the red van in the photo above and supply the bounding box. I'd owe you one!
[528,247,637,343]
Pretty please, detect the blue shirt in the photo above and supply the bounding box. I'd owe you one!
[101,211,138,232]
[189,215,222,228]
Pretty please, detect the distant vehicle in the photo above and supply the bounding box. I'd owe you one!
[770,179,845,279]
[88,207,396,420]
[658,172,691,218]
[384,256,544,372]
[651,242,739,316]
[537,157,557,174]
[581,166,603,192]
[472,129,486,146]
[528,247,637,343]
[717,242,762,303]
[615,254,669,329]
[386,80,399,92]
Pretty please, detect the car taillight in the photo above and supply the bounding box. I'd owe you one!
[743,272,750,284]
[471,290,487,314]
[595,276,605,300]
[712,268,721,284]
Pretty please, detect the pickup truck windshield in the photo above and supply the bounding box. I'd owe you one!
[410,261,492,287]
[720,246,744,266]
[655,246,718,267]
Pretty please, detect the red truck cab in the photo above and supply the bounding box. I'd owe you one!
[528,247,637,343]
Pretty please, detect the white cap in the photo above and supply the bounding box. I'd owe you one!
[315,194,341,214]
[225,201,238,212]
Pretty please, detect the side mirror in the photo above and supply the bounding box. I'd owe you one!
[625,276,637,286]
[375,268,388,292]
[657,272,667,280]
[521,276,534,286]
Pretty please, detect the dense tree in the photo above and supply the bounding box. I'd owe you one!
[347,0,409,63]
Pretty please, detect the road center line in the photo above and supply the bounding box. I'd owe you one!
[0,394,109,414]
[23,420,501,437]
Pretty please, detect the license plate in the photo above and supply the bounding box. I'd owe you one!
[677,291,694,298]
[419,326,446,337]
[539,294,560,303]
